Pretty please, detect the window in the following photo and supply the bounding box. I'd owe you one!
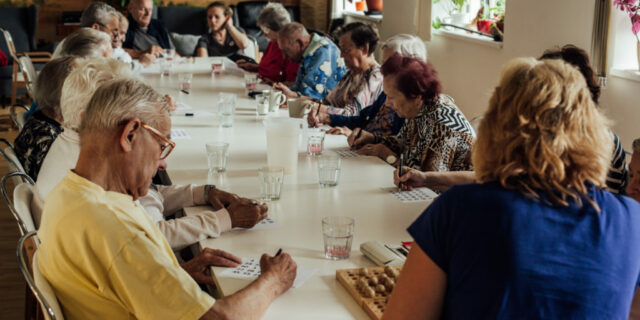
[610,0,640,81]
[431,0,506,42]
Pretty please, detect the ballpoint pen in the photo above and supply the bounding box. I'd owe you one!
[398,154,404,191]
[275,248,282,256]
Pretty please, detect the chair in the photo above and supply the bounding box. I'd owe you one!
[18,55,37,99]
[0,27,50,104]
[0,137,26,174]
[1,172,35,235]
[9,103,29,130]
[17,231,65,320]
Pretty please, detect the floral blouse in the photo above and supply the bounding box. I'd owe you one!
[324,66,383,117]
[375,95,475,172]
[14,110,63,179]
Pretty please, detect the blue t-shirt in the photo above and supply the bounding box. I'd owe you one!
[408,182,640,319]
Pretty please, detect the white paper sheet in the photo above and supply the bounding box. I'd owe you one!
[219,257,317,288]
[170,129,191,140]
[383,187,437,203]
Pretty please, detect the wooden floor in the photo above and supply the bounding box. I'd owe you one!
[0,127,26,319]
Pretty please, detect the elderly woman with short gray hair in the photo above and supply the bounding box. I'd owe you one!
[53,27,113,59]
[236,2,299,82]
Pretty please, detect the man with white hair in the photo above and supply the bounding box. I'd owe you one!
[124,0,174,58]
[35,58,266,251]
[274,22,346,100]
[37,78,297,320]
[53,28,113,59]
[80,2,120,48]
[113,11,154,67]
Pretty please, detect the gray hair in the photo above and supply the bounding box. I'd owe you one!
[278,22,308,43]
[80,78,170,136]
[58,28,112,58]
[80,2,118,28]
[634,138,640,153]
[381,34,427,62]
[61,58,133,131]
[257,3,291,32]
[34,56,78,121]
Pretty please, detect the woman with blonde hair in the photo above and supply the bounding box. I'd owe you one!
[382,58,640,319]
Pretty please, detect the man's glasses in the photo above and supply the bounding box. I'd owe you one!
[141,123,175,160]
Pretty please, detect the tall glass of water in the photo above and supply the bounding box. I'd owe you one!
[258,167,284,201]
[206,142,229,172]
[322,216,354,260]
[317,155,341,187]
[217,93,236,128]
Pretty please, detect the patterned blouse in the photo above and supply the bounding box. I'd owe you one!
[14,110,63,179]
[606,132,628,194]
[324,66,383,117]
[290,33,346,100]
[375,95,475,172]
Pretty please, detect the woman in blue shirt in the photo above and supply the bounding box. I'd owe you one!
[383,58,640,319]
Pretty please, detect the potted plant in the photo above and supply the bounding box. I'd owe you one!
[613,0,640,70]
[434,0,469,26]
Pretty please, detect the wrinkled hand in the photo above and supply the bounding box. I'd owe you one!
[139,53,155,66]
[165,94,177,111]
[226,198,268,228]
[307,104,330,127]
[273,82,297,98]
[147,45,164,57]
[347,128,375,149]
[260,252,297,296]
[393,166,423,191]
[181,248,242,285]
[326,126,352,136]
[355,143,388,158]
[207,188,240,210]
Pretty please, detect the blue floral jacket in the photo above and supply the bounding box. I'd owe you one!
[291,34,346,100]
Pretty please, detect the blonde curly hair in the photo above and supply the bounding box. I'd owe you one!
[473,57,612,211]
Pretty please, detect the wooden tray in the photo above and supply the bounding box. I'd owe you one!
[336,266,402,320]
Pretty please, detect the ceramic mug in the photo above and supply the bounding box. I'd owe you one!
[265,90,286,112]
[287,98,312,118]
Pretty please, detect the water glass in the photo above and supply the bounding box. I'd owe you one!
[218,93,236,127]
[317,155,341,187]
[258,167,284,201]
[164,48,175,61]
[307,129,325,156]
[178,73,193,94]
[244,73,258,93]
[322,216,354,260]
[206,142,229,172]
[256,94,269,116]
[211,58,224,74]
[160,59,172,77]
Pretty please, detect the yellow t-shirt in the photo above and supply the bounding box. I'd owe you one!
[37,171,215,320]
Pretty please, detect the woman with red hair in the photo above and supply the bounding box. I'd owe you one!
[350,54,474,172]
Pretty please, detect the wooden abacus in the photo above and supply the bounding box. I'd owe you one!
[336,266,402,320]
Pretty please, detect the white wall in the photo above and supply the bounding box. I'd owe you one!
[381,0,640,149]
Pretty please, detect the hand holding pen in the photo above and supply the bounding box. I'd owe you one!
[397,154,404,191]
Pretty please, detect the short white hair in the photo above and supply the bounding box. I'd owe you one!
[258,3,291,32]
[58,28,112,58]
[381,34,427,62]
[80,2,118,28]
[60,58,133,131]
[80,78,170,136]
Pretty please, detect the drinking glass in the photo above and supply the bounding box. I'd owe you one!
[317,155,341,187]
[244,73,258,93]
[211,58,224,74]
[307,129,325,156]
[322,216,354,260]
[160,59,172,77]
[164,48,175,61]
[256,94,269,116]
[206,142,229,172]
[218,93,236,127]
[178,73,193,94]
[258,167,284,201]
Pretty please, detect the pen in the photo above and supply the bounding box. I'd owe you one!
[185,113,194,116]
[352,128,362,148]
[181,89,190,95]
[275,248,282,257]
[398,154,404,191]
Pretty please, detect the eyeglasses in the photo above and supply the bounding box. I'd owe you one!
[96,22,119,37]
[141,123,175,160]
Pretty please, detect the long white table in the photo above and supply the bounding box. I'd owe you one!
[142,58,432,319]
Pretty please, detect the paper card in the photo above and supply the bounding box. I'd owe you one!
[170,129,191,140]
[383,187,437,203]
[219,257,317,288]
[333,148,360,158]
[232,216,280,232]
[175,102,193,111]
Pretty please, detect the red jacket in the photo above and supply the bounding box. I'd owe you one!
[258,41,299,82]
[0,49,7,67]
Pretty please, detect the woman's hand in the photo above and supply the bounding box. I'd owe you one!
[326,126,352,136]
[273,82,298,98]
[347,128,375,149]
[356,143,394,161]
[307,104,330,127]
[393,166,426,191]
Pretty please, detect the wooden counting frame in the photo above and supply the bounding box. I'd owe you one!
[336,266,402,320]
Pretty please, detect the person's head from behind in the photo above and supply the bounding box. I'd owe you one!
[79,78,172,200]
[257,2,291,42]
[473,57,612,210]
[34,56,79,124]
[539,44,600,104]
[59,28,113,58]
[60,58,133,132]
[335,22,379,72]
[206,1,232,32]
[128,0,154,29]
[381,34,427,63]
[380,54,440,119]
[116,12,129,48]
[277,22,310,63]
[627,139,640,202]
[80,2,119,48]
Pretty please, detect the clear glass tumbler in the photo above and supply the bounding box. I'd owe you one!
[322,216,354,260]
[317,155,341,187]
[206,142,229,172]
[258,167,284,201]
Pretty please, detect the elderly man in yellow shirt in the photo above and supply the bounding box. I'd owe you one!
[37,78,296,319]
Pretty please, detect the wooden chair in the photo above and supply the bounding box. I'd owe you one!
[0,28,50,104]
[17,231,65,320]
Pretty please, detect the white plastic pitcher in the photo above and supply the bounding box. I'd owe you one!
[264,118,303,174]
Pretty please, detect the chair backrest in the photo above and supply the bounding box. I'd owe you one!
[0,28,18,61]
[17,232,65,320]
[9,103,29,130]
[0,137,26,175]
[1,172,35,235]
[18,55,36,98]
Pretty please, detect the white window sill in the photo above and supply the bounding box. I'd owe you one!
[342,11,383,22]
[610,68,640,83]
[432,29,503,49]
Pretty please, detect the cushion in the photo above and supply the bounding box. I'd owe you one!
[158,6,208,36]
[170,32,200,57]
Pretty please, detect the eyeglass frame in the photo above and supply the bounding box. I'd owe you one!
[141,123,176,160]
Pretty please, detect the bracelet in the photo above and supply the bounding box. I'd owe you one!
[204,184,216,201]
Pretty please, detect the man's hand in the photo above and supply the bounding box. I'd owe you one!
[165,94,177,111]
[326,126,352,137]
[273,82,297,98]
[347,128,375,149]
[147,45,164,57]
[237,60,259,72]
[207,188,240,210]
[227,198,268,228]
[139,53,155,66]
[259,252,297,296]
[181,248,242,286]
[393,166,424,191]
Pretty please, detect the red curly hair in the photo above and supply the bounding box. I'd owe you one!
[380,54,441,104]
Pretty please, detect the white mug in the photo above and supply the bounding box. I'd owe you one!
[267,91,287,112]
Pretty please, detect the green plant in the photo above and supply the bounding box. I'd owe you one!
[433,0,468,13]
